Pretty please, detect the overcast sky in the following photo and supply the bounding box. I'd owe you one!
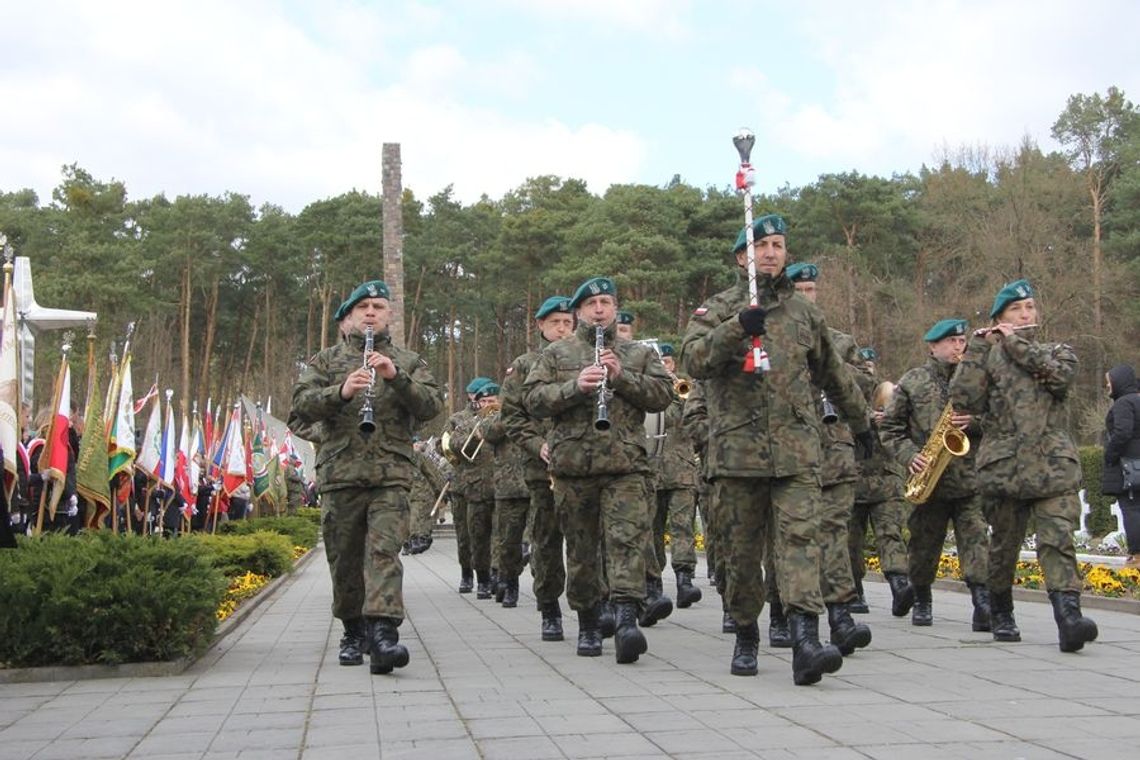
[1,0,1137,213]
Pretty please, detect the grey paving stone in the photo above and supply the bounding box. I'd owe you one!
[380,738,481,759]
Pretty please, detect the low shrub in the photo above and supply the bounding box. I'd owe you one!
[0,532,226,667]
[220,515,319,549]
[188,531,295,578]
[295,506,321,527]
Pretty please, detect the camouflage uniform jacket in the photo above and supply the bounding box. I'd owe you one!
[682,381,710,477]
[881,356,979,500]
[444,408,496,502]
[501,341,555,486]
[289,331,443,493]
[655,391,698,490]
[680,274,869,479]
[817,327,859,487]
[949,329,1080,500]
[523,321,673,478]
[483,409,530,500]
[409,449,446,511]
[855,366,905,503]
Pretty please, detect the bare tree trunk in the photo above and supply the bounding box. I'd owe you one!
[447,304,456,413]
[407,264,427,352]
[382,143,406,347]
[240,300,261,393]
[525,285,533,350]
[180,263,192,407]
[1090,185,1104,379]
[263,284,272,399]
[319,285,333,351]
[198,278,220,410]
[473,314,480,378]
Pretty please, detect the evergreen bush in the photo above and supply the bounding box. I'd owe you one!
[188,531,295,578]
[219,515,318,549]
[1079,445,1117,536]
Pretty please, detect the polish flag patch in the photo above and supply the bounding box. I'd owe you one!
[693,306,709,316]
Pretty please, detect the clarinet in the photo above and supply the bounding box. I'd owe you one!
[594,325,611,431]
[359,325,377,434]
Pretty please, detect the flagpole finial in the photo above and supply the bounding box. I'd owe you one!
[61,330,75,355]
[86,319,97,340]
[165,389,173,402]
[1,234,13,271]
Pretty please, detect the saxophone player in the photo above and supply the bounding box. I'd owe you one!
[879,318,991,631]
[950,280,1097,652]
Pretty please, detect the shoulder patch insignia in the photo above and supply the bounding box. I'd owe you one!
[505,367,514,375]
[693,306,708,317]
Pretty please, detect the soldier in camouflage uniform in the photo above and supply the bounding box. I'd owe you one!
[848,347,912,615]
[502,295,575,641]
[950,280,1097,652]
[680,215,872,685]
[881,319,991,629]
[289,280,443,675]
[481,382,530,608]
[651,343,702,609]
[446,384,499,598]
[403,440,446,555]
[763,262,871,657]
[616,310,635,342]
[524,277,673,664]
[440,377,491,593]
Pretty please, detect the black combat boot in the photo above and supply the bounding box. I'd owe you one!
[990,589,1021,642]
[1049,590,1098,653]
[401,540,412,556]
[368,617,409,675]
[675,569,703,609]
[458,568,474,594]
[722,609,737,634]
[540,601,564,642]
[968,582,992,632]
[849,577,869,614]
[885,572,915,617]
[410,535,432,554]
[338,618,367,666]
[730,621,760,676]
[911,584,933,626]
[476,570,493,599]
[501,576,519,608]
[789,612,843,686]
[597,600,616,639]
[576,608,602,657]
[613,601,648,664]
[827,602,872,656]
[493,570,506,603]
[768,597,792,648]
[639,576,674,627]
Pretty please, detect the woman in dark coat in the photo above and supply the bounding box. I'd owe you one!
[1102,364,1140,567]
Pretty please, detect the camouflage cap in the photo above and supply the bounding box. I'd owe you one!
[732,213,788,253]
[989,279,1034,319]
[569,277,617,308]
[535,295,572,320]
[923,318,968,342]
[785,262,819,282]
[465,377,493,395]
[333,280,391,322]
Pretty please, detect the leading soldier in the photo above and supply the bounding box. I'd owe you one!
[289,280,443,675]
[680,214,872,685]
[950,280,1097,652]
[524,277,673,664]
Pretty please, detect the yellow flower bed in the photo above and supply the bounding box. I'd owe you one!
[292,545,309,561]
[216,571,271,622]
[865,554,1140,599]
[664,533,707,552]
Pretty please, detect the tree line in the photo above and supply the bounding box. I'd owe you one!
[0,87,1137,443]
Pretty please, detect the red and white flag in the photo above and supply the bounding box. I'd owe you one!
[41,361,71,519]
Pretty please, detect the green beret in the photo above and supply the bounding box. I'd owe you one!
[535,295,572,320]
[473,383,500,400]
[858,347,878,362]
[659,343,675,357]
[732,213,788,253]
[569,277,617,308]
[465,377,492,395]
[786,262,819,283]
[924,318,968,342]
[617,311,634,325]
[989,279,1034,319]
[333,280,391,322]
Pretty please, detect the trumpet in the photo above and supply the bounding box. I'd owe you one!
[673,376,692,399]
[460,400,499,461]
[359,325,376,434]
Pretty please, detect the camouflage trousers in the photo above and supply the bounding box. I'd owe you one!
[322,486,409,621]
[698,478,722,588]
[849,496,910,580]
[715,472,825,621]
[452,494,472,572]
[988,494,1081,595]
[527,479,566,606]
[553,472,650,611]
[495,496,530,578]
[652,487,698,572]
[818,482,857,604]
[908,494,989,586]
[466,498,496,577]
[409,492,437,537]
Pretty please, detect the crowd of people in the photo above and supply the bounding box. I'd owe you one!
[288,212,1138,686]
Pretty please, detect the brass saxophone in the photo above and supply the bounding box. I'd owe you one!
[904,402,970,505]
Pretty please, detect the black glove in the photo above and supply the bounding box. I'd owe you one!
[738,307,767,336]
[854,430,876,461]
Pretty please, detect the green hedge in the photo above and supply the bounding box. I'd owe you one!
[0,532,226,667]
[188,531,295,578]
[220,515,319,549]
[1079,446,1118,536]
[295,506,321,527]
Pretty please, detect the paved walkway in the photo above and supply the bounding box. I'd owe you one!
[2,537,1139,760]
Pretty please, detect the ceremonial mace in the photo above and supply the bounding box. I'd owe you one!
[733,128,770,374]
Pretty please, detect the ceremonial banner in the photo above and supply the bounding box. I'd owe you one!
[135,395,162,480]
[40,358,71,521]
[0,262,19,502]
[108,354,136,479]
[77,356,111,527]
[222,405,247,497]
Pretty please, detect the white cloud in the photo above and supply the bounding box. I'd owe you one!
[492,0,693,38]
